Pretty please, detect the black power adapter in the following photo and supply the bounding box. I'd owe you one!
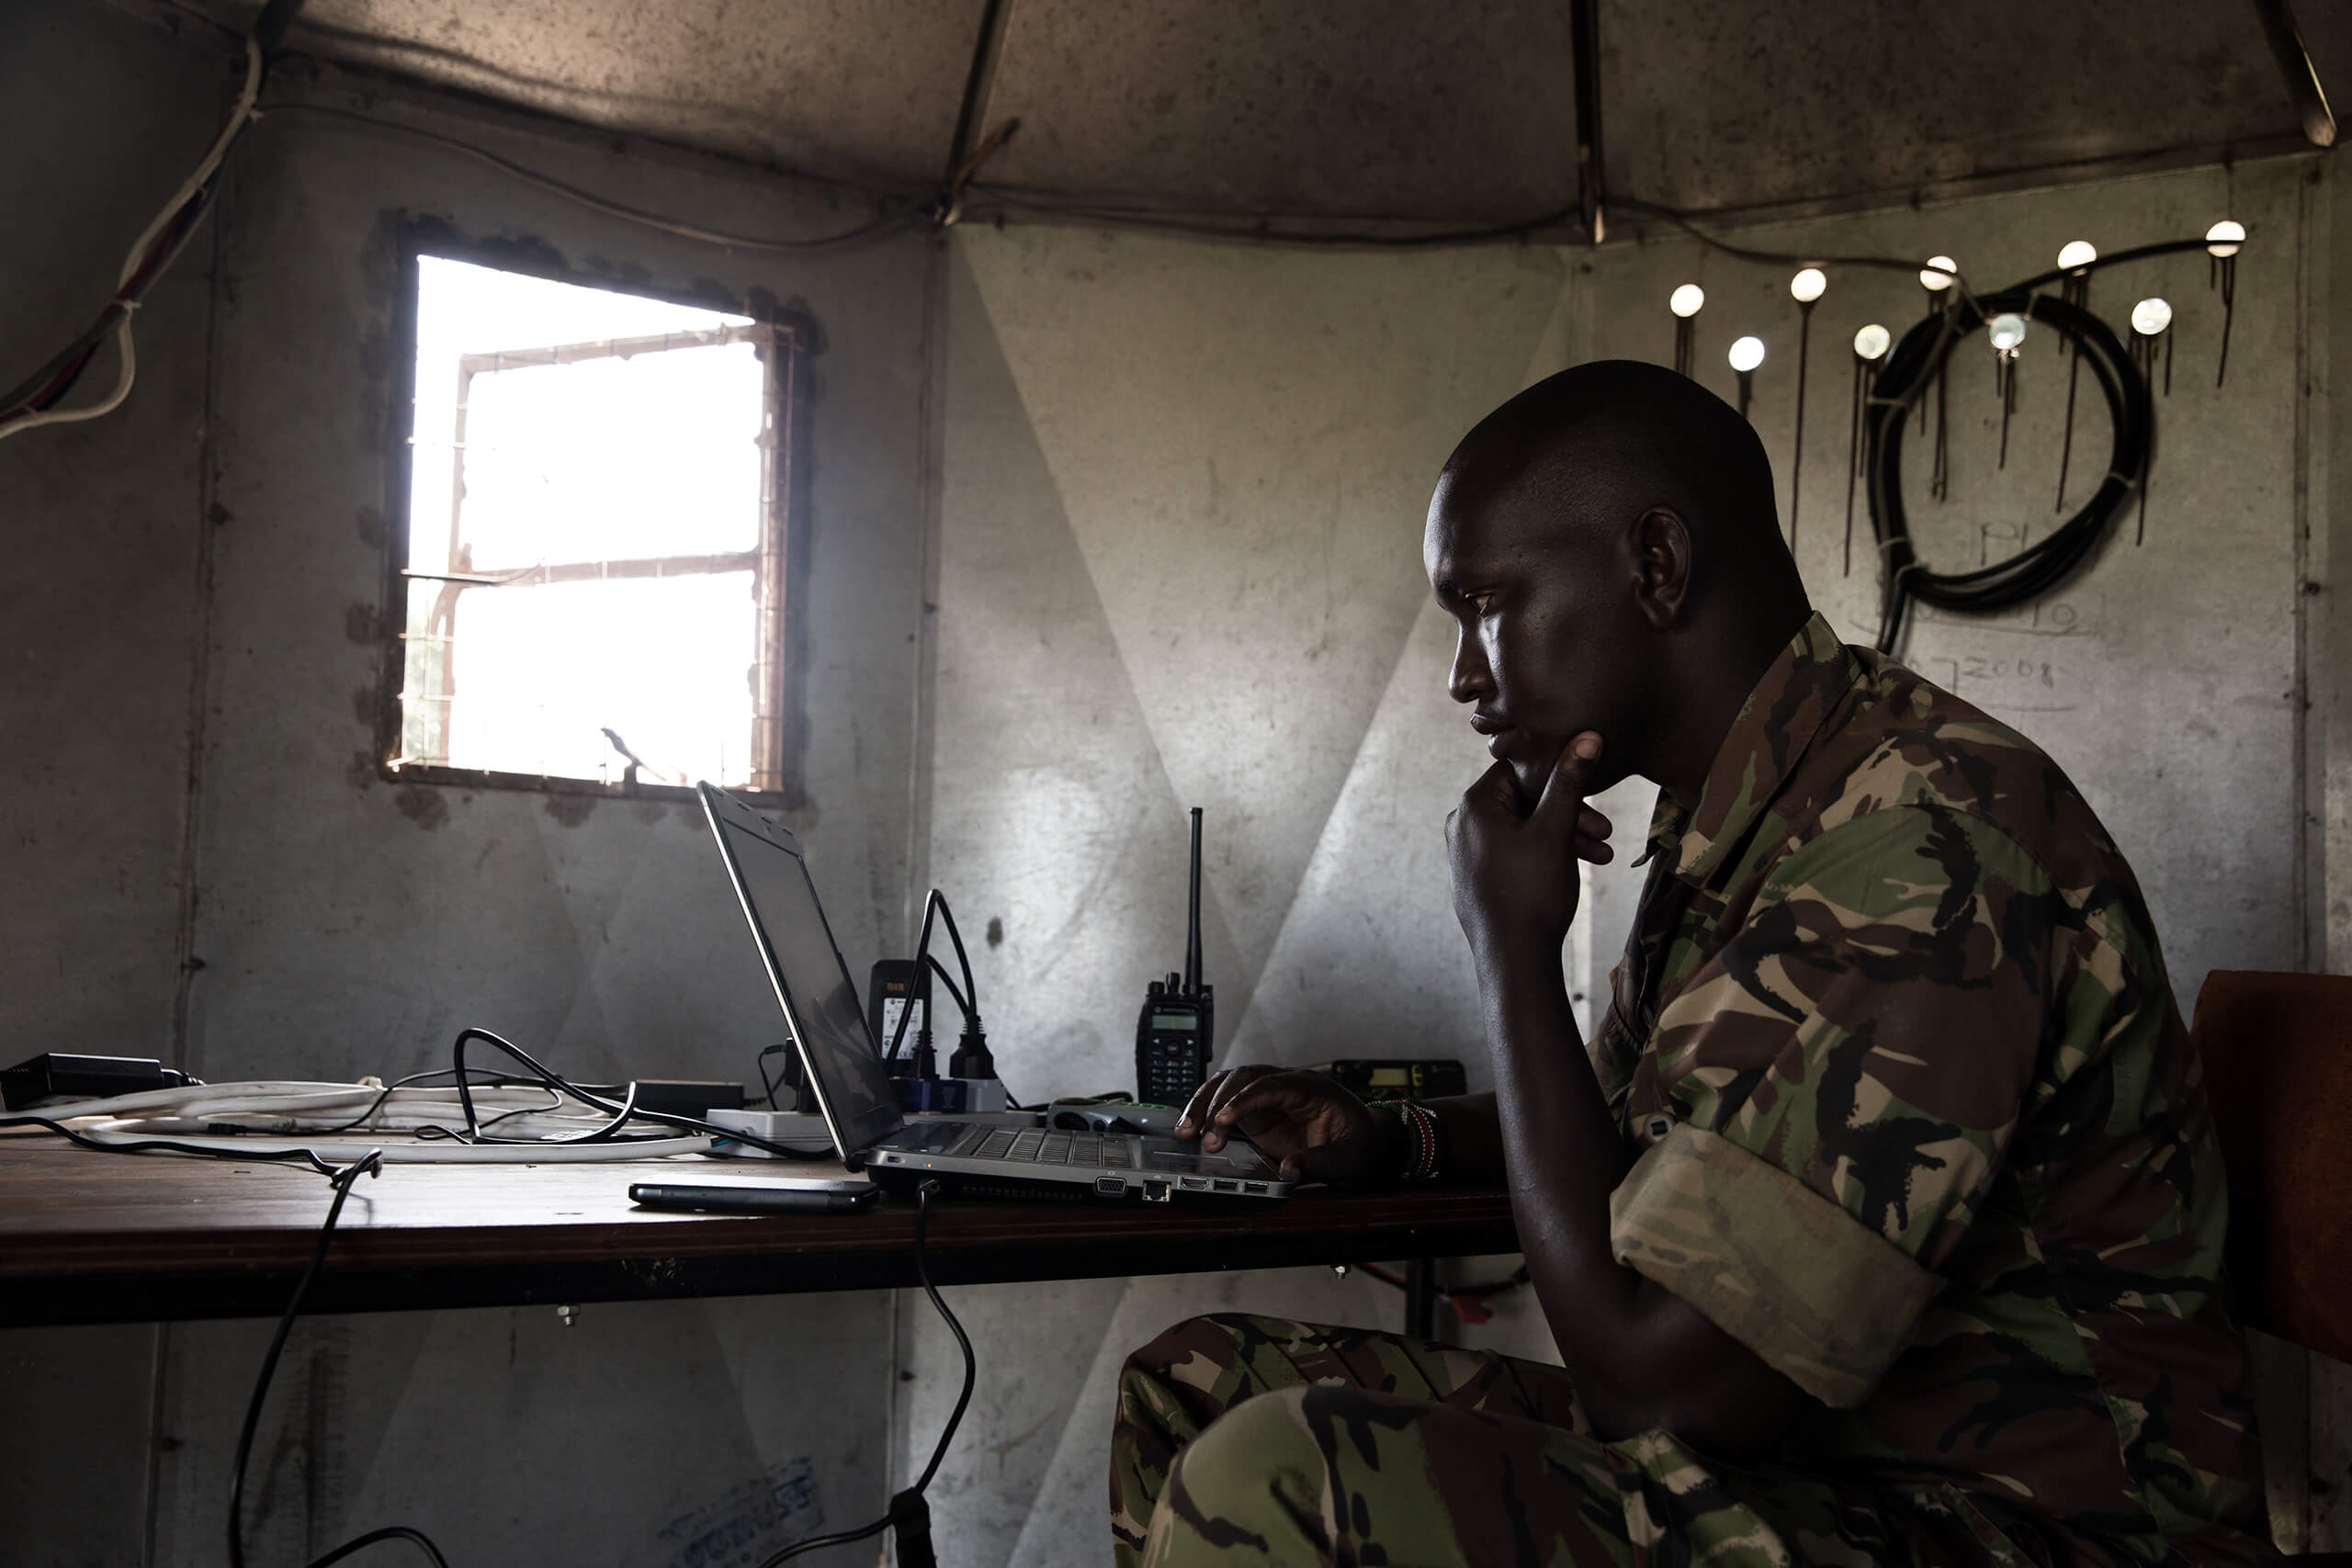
[1,1053,187,1110]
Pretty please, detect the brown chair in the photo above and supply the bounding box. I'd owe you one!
[2189,970,2352,1562]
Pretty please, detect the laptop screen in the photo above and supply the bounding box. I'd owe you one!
[702,785,900,1158]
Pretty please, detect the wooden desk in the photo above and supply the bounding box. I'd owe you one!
[0,1137,1521,1327]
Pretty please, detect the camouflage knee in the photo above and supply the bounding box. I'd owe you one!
[1142,1386,1327,1566]
[1113,1314,1559,1566]
[1147,1382,1639,1568]
[1114,1314,1298,1565]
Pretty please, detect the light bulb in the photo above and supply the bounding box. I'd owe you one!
[2056,240,2098,272]
[2131,297,2174,336]
[1920,255,1958,291]
[1728,335,1766,373]
[1987,313,2029,354]
[1668,284,1705,318]
[1852,323,1891,360]
[2206,219,2246,258]
[1789,267,1826,303]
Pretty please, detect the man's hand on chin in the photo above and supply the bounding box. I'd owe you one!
[1446,731,1613,960]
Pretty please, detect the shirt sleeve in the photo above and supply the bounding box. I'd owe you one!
[1608,802,2063,1408]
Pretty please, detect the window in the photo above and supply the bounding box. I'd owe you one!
[380,246,805,800]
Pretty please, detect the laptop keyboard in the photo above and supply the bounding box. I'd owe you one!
[955,1125,1133,1168]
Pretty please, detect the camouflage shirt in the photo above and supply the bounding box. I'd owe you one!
[1597,614,2267,1563]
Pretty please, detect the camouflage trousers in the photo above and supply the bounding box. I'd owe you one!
[1111,1314,2052,1568]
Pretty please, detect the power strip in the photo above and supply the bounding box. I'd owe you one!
[704,1107,835,1158]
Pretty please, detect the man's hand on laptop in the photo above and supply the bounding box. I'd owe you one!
[1174,1066,1390,1186]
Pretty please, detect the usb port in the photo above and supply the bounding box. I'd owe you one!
[1212,1179,1238,1192]
[1242,1182,1267,1194]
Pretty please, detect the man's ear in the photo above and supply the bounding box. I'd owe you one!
[1627,507,1693,630]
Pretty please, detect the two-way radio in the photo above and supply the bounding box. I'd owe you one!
[1135,807,1215,1105]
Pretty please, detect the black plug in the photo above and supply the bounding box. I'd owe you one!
[947,1018,994,1080]
[888,1488,936,1568]
[910,1026,937,1082]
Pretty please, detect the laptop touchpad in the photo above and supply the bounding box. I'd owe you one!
[1140,1136,1279,1179]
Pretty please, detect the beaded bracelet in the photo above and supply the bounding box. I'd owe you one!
[1392,1100,1442,1184]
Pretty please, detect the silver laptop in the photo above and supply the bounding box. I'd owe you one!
[700,784,1292,1203]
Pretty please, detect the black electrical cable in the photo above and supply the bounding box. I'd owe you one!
[1612,196,1991,316]
[227,1149,452,1568]
[308,1068,548,1135]
[923,953,973,1021]
[9,1041,838,1568]
[963,186,1584,250]
[552,1078,639,1143]
[0,1114,346,1177]
[756,1043,795,1110]
[886,953,978,1066]
[885,891,980,1063]
[447,1027,831,1160]
[757,1180,972,1567]
[0,1119,447,1562]
[923,891,978,1021]
[263,103,920,255]
[1863,287,2151,652]
[6,1038,817,1158]
[1609,203,2232,655]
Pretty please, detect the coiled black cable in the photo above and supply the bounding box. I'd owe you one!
[1621,204,2217,658]
[1863,288,2153,653]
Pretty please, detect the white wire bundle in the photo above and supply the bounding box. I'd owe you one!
[0,38,265,443]
[20,1078,713,1163]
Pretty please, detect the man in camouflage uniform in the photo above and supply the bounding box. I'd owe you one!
[1121,361,2267,1566]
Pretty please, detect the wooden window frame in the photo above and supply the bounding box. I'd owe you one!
[373,222,811,809]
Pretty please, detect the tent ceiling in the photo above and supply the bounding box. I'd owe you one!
[180,0,2335,224]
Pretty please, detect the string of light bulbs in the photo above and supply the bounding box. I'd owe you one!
[1655,218,2248,650]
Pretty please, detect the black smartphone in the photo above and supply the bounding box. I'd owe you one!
[629,1180,881,1215]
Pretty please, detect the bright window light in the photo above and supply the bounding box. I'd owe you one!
[395,255,792,793]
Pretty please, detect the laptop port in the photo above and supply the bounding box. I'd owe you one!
[1243,1182,1267,1194]
[1094,1177,1127,1196]
[1142,1179,1172,1204]
[1180,1176,1208,1190]
[1212,1179,1238,1192]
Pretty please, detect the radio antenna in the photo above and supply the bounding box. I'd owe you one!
[1182,807,1204,996]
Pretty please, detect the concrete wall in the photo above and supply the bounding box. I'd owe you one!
[913,158,2339,1559]
[1,6,929,1563]
[901,225,1576,1564]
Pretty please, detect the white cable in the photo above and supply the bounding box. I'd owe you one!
[119,37,263,290]
[13,1079,379,1121]
[22,1079,663,1138]
[67,1122,715,1164]
[14,1077,728,1161]
[110,1105,622,1136]
[20,1079,605,1122]
[14,1078,737,1160]
[0,314,141,438]
[0,36,262,443]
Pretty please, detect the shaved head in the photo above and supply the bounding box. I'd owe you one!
[1425,360,1812,805]
[1436,360,1800,615]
